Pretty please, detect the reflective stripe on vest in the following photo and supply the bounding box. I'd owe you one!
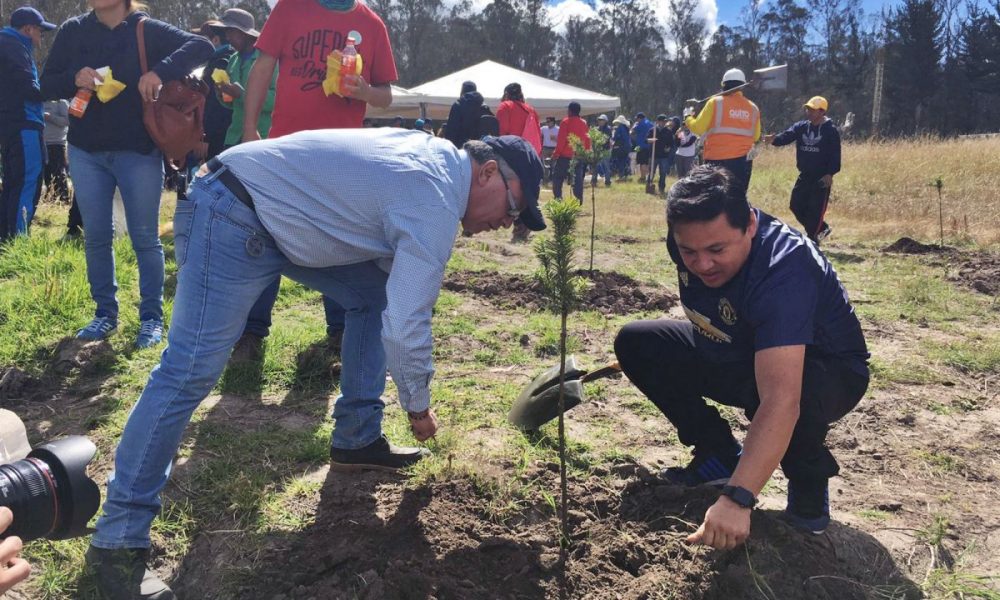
[703,95,759,160]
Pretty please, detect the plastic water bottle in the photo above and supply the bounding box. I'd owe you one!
[340,36,358,94]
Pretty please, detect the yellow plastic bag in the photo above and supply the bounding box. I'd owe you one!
[95,68,126,103]
[211,69,231,85]
[322,50,364,98]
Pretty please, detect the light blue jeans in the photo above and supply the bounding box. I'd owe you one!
[67,145,165,322]
[92,172,389,549]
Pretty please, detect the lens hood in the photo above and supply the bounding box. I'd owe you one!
[27,436,100,540]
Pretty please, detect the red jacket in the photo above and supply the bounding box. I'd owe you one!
[497,100,540,138]
[554,116,591,158]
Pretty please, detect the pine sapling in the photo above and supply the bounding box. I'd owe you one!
[570,127,612,275]
[534,198,584,599]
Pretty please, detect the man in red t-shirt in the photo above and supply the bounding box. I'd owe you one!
[552,101,591,203]
[242,0,396,138]
[234,0,397,357]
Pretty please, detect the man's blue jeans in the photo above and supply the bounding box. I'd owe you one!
[91,172,389,549]
[68,145,165,322]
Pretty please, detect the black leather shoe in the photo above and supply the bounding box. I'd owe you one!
[85,545,174,600]
[330,434,430,472]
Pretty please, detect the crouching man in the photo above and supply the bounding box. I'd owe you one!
[614,165,868,550]
[85,130,545,598]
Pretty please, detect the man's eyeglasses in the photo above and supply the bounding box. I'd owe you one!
[497,168,521,218]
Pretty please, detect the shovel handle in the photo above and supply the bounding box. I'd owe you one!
[580,361,621,383]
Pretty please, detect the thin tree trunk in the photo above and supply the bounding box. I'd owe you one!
[557,309,569,600]
[589,186,597,275]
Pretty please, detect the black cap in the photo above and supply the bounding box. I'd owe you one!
[11,6,56,30]
[635,112,645,119]
[482,136,546,231]
[656,113,668,121]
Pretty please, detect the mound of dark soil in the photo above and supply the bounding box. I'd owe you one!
[882,237,954,255]
[193,464,916,600]
[950,254,1000,296]
[443,270,678,316]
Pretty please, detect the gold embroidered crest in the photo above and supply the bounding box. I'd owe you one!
[718,298,737,325]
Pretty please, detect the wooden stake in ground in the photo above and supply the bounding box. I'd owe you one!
[933,176,944,248]
[534,199,584,600]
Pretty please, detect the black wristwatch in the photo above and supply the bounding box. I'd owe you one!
[720,485,757,509]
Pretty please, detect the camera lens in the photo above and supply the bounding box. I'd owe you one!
[0,436,100,542]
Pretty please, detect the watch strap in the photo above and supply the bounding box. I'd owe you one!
[721,485,757,509]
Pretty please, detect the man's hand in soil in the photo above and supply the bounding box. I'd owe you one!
[408,408,438,442]
[686,496,750,550]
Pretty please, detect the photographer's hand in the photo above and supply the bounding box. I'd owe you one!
[0,507,31,593]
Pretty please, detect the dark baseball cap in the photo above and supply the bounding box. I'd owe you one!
[482,136,546,231]
[11,7,56,31]
[656,113,668,121]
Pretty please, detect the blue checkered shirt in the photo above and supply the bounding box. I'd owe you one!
[220,129,472,412]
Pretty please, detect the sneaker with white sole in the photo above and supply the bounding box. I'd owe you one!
[135,319,164,349]
[76,316,117,341]
[660,444,742,487]
[783,479,831,534]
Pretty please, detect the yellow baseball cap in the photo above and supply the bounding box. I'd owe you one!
[804,96,828,111]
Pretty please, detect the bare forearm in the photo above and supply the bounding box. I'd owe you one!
[364,83,392,109]
[728,400,798,495]
[242,53,277,134]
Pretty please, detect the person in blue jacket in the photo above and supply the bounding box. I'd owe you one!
[0,7,56,242]
[765,96,842,244]
[40,0,212,351]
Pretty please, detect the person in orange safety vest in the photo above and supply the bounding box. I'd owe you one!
[684,68,761,191]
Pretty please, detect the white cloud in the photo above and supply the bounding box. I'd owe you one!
[547,0,719,38]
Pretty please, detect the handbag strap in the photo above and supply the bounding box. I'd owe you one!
[136,17,148,75]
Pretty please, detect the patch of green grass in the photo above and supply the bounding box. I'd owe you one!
[923,569,1000,600]
[869,356,943,388]
[924,336,1000,374]
[915,451,965,475]
[858,509,892,522]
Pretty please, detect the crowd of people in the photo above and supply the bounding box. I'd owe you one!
[0,0,858,597]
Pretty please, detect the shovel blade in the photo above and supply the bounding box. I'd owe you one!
[508,379,584,431]
[508,355,586,431]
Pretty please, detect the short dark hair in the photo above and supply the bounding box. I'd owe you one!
[503,83,524,102]
[568,101,581,116]
[666,165,751,231]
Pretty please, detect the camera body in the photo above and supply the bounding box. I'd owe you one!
[0,409,100,542]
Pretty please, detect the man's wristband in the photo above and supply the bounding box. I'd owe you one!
[720,485,757,509]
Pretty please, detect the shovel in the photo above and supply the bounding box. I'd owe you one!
[685,64,788,105]
[508,355,622,431]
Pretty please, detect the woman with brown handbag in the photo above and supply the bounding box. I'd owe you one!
[40,0,211,350]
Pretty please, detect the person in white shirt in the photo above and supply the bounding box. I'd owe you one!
[540,115,559,182]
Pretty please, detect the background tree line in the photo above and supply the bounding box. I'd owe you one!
[9,0,1000,136]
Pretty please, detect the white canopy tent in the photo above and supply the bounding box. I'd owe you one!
[364,85,454,119]
[407,60,620,120]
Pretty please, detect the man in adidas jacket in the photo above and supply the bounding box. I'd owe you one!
[765,96,841,244]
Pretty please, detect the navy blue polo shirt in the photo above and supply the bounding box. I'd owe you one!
[667,209,869,374]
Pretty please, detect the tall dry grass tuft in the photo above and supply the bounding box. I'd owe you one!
[588,137,1000,248]
[752,136,1000,247]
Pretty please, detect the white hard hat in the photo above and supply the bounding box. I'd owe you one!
[598,114,608,121]
[722,68,747,84]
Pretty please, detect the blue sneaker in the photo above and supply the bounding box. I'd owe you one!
[783,480,831,534]
[76,316,117,341]
[135,319,164,349]
[661,445,742,487]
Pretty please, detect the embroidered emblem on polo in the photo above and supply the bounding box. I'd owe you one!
[683,304,732,344]
[719,298,737,325]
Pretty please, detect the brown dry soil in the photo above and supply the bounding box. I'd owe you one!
[175,465,917,600]
[443,270,678,315]
[883,236,1000,296]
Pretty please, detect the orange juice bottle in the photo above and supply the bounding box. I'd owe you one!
[68,89,93,118]
[339,36,358,94]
